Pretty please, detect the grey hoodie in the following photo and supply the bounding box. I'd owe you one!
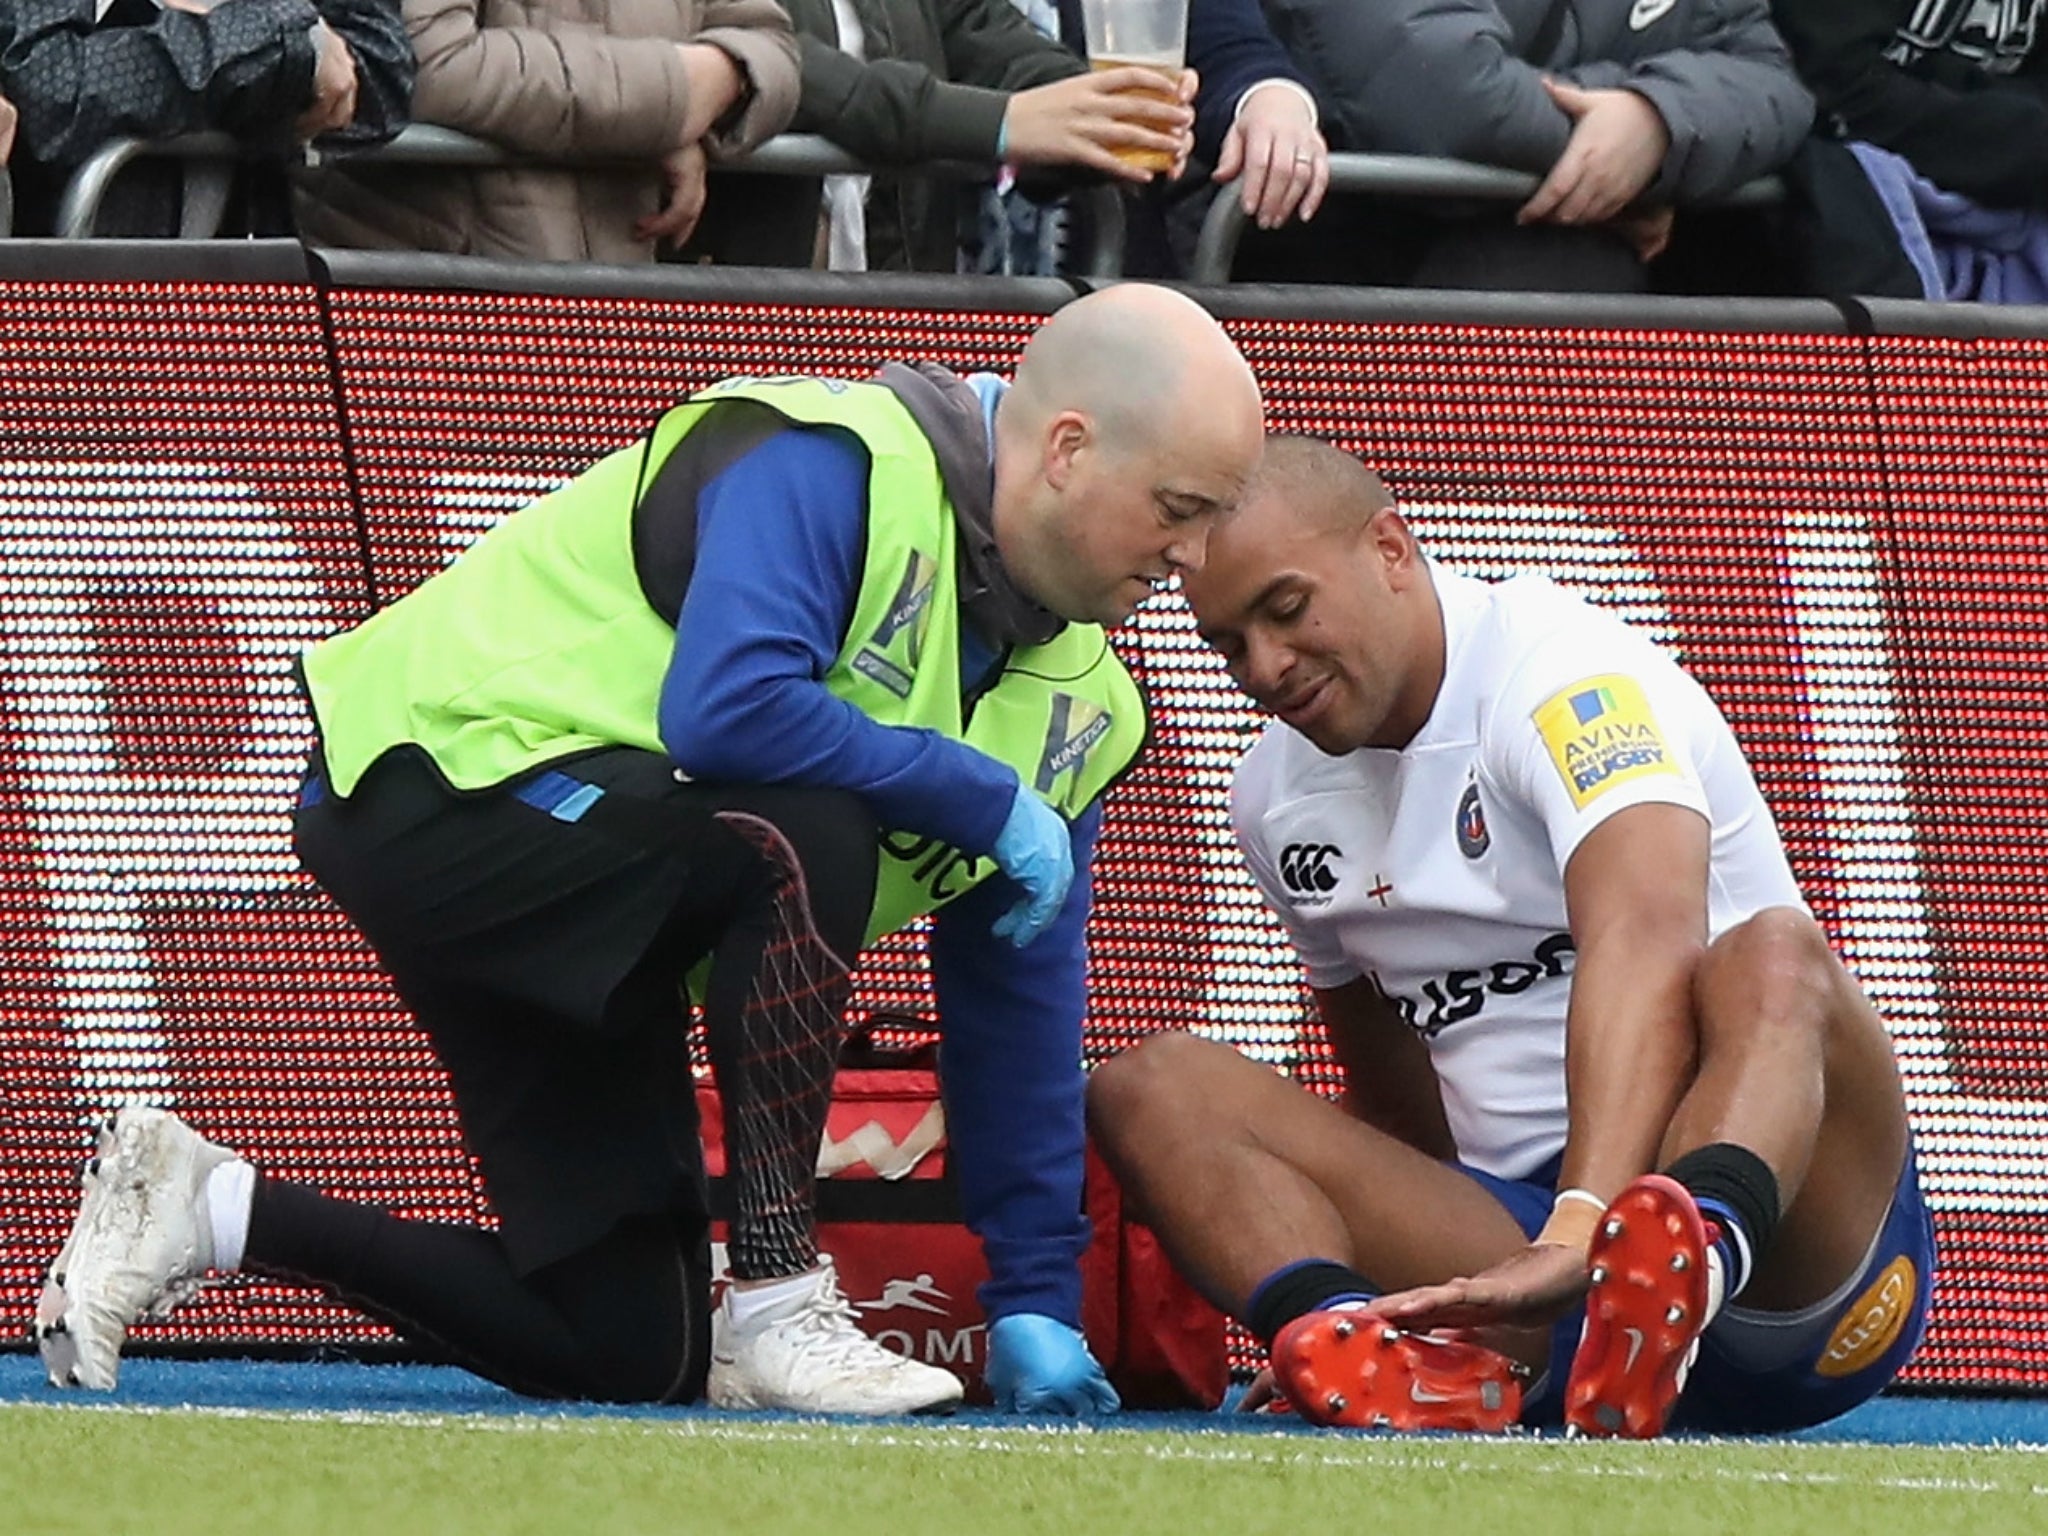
[875,360,1065,651]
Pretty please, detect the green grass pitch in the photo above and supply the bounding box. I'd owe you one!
[6,1404,2046,1536]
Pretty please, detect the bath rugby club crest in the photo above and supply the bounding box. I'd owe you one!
[1456,779,1490,858]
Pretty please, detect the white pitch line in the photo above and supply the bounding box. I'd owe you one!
[5,1398,2043,1498]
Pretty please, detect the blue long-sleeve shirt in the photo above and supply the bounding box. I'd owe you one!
[658,423,1096,1325]
[660,427,1016,856]
[933,800,1098,1326]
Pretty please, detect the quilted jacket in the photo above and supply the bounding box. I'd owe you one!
[295,0,798,263]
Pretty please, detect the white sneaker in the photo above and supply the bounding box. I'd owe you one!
[34,1107,235,1390]
[707,1259,965,1415]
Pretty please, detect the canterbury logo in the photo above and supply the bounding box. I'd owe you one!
[1279,842,1342,894]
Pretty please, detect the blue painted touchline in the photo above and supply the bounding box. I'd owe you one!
[0,1356,2042,1445]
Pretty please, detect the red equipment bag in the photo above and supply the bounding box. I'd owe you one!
[697,1025,1228,1408]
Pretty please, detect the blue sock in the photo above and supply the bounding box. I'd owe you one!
[1663,1142,1780,1307]
[1243,1258,1376,1346]
[1693,1196,1755,1300]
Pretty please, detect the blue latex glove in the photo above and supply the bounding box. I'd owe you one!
[985,1313,1121,1415]
[989,786,1073,948]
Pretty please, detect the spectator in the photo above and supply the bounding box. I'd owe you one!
[972,0,1105,276]
[1773,0,2046,211]
[1234,0,1815,290]
[1,90,15,236]
[684,0,1321,275]
[1048,0,1331,277]
[687,0,1196,272]
[1183,0,1327,235]
[0,0,412,237]
[1768,0,2048,300]
[295,1,800,265]
[976,0,1325,278]
[1127,0,1328,276]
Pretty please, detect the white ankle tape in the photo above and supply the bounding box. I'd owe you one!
[205,1160,255,1272]
[1720,1218,1754,1297]
[727,1267,823,1329]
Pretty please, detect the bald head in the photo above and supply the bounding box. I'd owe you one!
[990,285,1267,627]
[1007,284,1261,460]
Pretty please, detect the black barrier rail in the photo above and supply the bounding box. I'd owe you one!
[53,129,1802,291]
[51,131,246,242]
[1187,152,1788,284]
[53,125,1129,279]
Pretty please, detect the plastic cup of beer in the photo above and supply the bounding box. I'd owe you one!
[1079,0,1189,173]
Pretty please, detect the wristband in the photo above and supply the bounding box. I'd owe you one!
[996,115,1010,163]
[1535,1187,1608,1252]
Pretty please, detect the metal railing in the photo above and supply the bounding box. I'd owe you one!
[53,133,243,240]
[1187,152,1787,283]
[52,130,1787,285]
[53,125,1128,278]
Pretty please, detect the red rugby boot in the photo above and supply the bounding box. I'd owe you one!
[1564,1174,1711,1439]
[1271,1311,1525,1432]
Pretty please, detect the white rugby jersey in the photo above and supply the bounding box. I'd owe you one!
[1233,567,1807,1179]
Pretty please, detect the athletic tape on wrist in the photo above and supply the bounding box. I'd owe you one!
[1536,1187,1607,1251]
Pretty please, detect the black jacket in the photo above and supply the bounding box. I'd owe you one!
[690,0,1082,271]
[1768,0,2048,207]
[0,0,414,234]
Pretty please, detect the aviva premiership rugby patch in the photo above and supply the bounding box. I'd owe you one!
[1533,674,1678,808]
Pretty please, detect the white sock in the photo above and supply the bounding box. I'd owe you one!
[204,1160,255,1272]
[1704,1244,1728,1327]
[727,1266,824,1330]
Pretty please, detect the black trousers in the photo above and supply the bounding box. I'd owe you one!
[260,744,879,1399]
